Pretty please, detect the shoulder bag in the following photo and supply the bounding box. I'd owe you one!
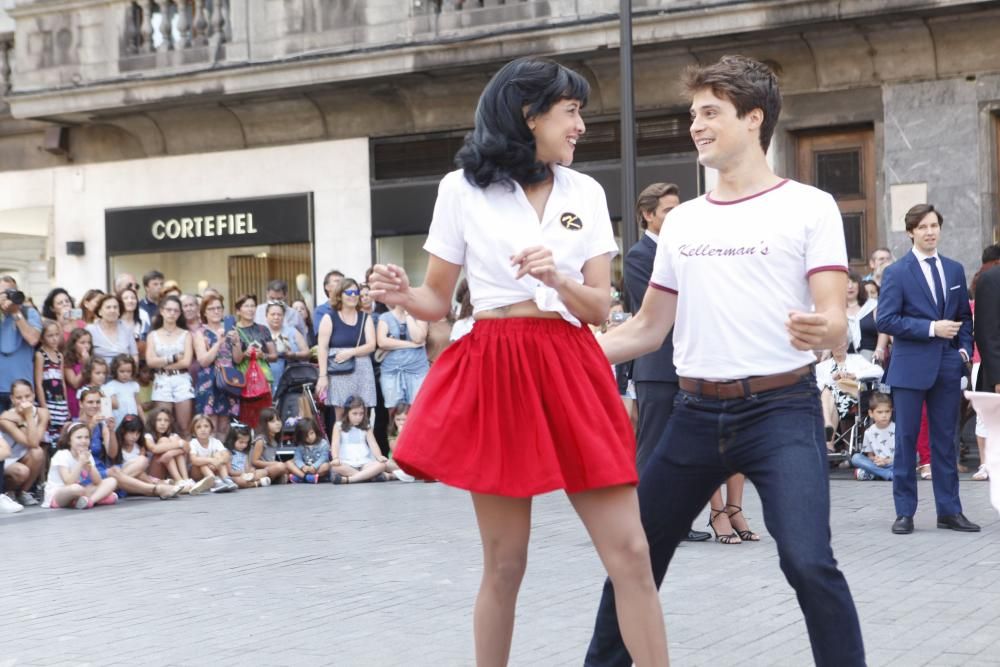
[327,313,366,375]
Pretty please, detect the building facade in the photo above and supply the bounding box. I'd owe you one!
[1,0,999,305]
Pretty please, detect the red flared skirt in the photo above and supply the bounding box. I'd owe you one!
[393,318,638,497]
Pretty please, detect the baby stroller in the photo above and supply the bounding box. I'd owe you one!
[272,361,323,460]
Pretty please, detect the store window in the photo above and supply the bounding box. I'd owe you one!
[795,127,876,272]
[106,194,314,310]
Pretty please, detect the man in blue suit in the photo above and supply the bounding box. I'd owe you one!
[624,182,710,542]
[876,203,979,534]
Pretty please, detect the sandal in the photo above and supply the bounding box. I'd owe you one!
[154,483,182,500]
[918,464,932,480]
[725,504,760,542]
[708,508,741,545]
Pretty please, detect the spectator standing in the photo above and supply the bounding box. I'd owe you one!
[864,247,894,282]
[449,278,475,342]
[34,320,69,445]
[233,294,278,432]
[86,294,139,367]
[104,355,144,427]
[146,295,196,438]
[312,269,344,336]
[138,270,164,324]
[113,272,139,295]
[376,306,430,414]
[254,279,307,338]
[41,287,85,340]
[876,203,978,535]
[315,279,377,425]
[63,328,92,419]
[118,287,150,356]
[79,289,104,325]
[0,276,42,410]
[291,299,317,348]
[193,294,241,437]
[972,243,1000,482]
[263,300,310,394]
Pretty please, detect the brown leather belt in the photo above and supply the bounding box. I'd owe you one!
[678,364,814,400]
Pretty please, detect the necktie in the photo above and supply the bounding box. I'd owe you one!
[926,257,945,317]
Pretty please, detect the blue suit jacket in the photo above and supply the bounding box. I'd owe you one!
[623,234,677,383]
[875,251,973,390]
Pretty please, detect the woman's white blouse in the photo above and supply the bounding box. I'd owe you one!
[424,166,618,326]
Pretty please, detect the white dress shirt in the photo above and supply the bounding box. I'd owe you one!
[911,246,948,339]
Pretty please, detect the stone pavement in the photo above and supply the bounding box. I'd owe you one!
[2,475,998,667]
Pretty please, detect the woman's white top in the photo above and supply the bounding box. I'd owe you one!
[424,166,619,327]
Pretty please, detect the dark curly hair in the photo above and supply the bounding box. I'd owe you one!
[456,57,589,189]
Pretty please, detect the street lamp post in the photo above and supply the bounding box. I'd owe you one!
[619,0,638,255]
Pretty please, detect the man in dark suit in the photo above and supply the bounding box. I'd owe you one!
[876,203,979,534]
[624,182,710,542]
[971,243,1000,480]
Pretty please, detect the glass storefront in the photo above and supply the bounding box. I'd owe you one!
[105,193,314,308]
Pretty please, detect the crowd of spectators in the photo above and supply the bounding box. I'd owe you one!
[0,266,436,514]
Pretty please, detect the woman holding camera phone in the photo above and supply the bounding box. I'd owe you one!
[41,287,86,341]
[232,294,278,436]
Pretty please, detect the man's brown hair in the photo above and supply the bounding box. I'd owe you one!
[904,203,943,234]
[635,183,681,229]
[683,55,782,153]
[635,182,680,229]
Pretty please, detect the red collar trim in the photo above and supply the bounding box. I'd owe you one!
[706,179,790,205]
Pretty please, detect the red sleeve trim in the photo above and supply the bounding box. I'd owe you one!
[806,265,849,277]
[648,281,678,294]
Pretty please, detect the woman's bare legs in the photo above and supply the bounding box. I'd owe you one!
[570,486,669,667]
[174,399,194,439]
[470,493,532,667]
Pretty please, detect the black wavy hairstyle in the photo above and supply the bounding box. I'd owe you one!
[456,57,589,189]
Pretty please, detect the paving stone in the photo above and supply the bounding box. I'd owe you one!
[1,477,998,665]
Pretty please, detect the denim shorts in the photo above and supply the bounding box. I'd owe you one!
[380,369,426,408]
[152,372,195,402]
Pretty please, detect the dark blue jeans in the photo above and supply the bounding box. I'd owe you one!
[585,377,865,667]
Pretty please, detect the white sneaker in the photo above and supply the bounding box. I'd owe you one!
[189,476,215,495]
[210,477,229,493]
[223,477,239,491]
[0,494,24,514]
[259,476,272,487]
[393,469,416,483]
[973,464,989,481]
[17,491,40,507]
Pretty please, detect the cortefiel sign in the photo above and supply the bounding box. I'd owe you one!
[105,193,312,254]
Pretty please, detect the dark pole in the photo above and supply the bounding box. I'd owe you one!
[619,0,638,255]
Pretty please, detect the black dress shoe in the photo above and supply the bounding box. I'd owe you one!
[937,513,981,532]
[683,529,711,542]
[891,515,914,534]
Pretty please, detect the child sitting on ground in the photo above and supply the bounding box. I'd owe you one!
[189,414,238,493]
[286,417,331,483]
[385,402,415,482]
[330,396,388,484]
[251,408,289,483]
[851,392,895,481]
[43,422,118,509]
[225,423,272,488]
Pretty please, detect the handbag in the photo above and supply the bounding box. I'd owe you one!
[242,347,271,399]
[214,365,245,397]
[327,313,366,375]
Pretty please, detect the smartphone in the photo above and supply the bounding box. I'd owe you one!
[224,317,234,333]
[99,395,113,419]
[69,308,83,320]
[610,311,629,324]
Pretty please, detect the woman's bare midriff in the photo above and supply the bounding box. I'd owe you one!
[474,300,563,321]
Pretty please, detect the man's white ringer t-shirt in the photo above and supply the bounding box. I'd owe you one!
[649,179,848,380]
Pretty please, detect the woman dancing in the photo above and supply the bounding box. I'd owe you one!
[369,57,668,667]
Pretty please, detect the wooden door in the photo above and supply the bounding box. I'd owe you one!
[796,127,877,273]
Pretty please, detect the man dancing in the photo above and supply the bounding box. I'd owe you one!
[585,55,865,666]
